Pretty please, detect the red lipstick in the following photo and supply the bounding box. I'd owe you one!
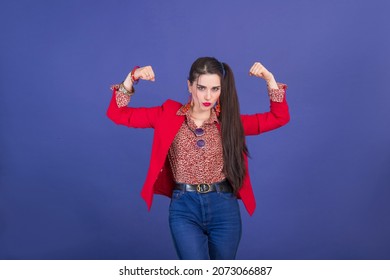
[202,102,211,107]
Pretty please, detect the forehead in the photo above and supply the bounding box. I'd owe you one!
[196,74,221,86]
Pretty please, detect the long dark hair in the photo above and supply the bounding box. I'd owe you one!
[188,57,249,192]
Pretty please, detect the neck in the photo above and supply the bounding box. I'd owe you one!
[190,108,211,127]
[190,108,211,121]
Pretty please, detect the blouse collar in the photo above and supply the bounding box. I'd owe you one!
[176,104,219,124]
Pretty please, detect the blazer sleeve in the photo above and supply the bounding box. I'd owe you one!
[106,89,162,129]
[241,93,290,136]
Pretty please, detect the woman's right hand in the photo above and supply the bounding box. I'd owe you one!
[123,65,155,90]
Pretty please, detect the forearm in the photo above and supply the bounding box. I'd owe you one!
[265,73,278,89]
[111,65,155,108]
[264,72,286,103]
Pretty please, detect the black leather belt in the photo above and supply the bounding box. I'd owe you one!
[174,180,233,194]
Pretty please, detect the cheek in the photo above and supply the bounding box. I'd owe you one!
[195,92,203,100]
[191,92,200,103]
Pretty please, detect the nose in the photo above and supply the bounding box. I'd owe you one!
[204,90,211,100]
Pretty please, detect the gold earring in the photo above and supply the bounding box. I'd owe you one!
[183,94,192,113]
[215,98,221,117]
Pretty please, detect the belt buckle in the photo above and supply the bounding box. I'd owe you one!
[197,183,211,193]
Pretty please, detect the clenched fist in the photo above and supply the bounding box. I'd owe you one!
[249,62,278,89]
[123,65,155,90]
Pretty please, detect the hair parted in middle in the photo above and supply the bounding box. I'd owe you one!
[188,57,249,192]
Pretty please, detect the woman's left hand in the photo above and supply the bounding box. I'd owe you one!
[249,62,278,88]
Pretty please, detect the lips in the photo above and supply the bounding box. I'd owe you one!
[202,102,211,107]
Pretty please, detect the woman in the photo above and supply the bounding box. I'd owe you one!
[107,57,290,259]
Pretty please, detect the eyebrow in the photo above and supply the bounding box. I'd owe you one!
[197,84,221,88]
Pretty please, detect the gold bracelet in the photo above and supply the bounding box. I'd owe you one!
[118,82,135,96]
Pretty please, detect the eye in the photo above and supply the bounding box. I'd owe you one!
[212,87,221,92]
[197,85,206,91]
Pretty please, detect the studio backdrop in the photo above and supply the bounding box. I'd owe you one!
[0,0,389,259]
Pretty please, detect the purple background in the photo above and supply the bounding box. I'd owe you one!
[1,0,389,259]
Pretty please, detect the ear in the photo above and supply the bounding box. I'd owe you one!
[187,80,192,92]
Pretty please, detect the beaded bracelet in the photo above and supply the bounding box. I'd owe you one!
[131,66,140,84]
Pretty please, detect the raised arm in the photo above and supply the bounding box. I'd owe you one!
[106,65,161,128]
[242,62,290,135]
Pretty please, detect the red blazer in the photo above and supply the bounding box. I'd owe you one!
[106,91,290,216]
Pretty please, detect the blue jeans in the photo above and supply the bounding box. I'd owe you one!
[169,190,242,260]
